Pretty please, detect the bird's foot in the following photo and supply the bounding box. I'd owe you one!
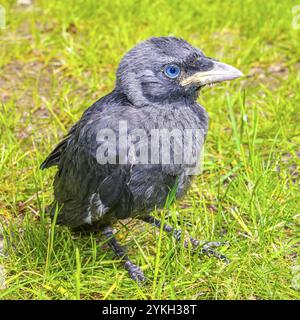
[199,241,230,264]
[176,232,230,263]
[124,261,146,283]
[139,215,230,264]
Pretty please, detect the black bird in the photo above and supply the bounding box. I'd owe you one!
[41,37,243,282]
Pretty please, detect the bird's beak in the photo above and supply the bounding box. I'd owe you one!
[181,61,244,87]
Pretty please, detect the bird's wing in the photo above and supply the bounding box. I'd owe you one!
[52,165,133,228]
[42,94,135,228]
[40,124,77,170]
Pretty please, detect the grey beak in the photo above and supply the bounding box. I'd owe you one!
[181,61,244,87]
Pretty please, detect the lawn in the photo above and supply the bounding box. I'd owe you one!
[0,0,299,300]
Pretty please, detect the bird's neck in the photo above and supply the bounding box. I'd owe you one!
[113,87,198,108]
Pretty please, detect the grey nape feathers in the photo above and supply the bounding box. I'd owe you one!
[41,36,243,282]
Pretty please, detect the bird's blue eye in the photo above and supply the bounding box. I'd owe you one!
[164,64,180,78]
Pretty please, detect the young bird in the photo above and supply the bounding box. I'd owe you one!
[41,37,243,282]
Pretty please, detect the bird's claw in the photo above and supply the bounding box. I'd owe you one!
[202,241,227,250]
[200,241,230,264]
[124,261,146,283]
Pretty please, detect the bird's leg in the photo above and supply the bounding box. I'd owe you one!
[140,215,229,263]
[102,226,145,282]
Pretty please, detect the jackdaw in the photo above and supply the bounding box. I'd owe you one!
[41,36,243,282]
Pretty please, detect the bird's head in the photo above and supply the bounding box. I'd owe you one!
[116,37,243,106]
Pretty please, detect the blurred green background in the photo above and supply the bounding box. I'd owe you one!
[0,0,299,299]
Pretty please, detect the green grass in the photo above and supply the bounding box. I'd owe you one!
[0,0,300,300]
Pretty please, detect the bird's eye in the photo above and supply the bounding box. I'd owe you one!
[164,64,180,79]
